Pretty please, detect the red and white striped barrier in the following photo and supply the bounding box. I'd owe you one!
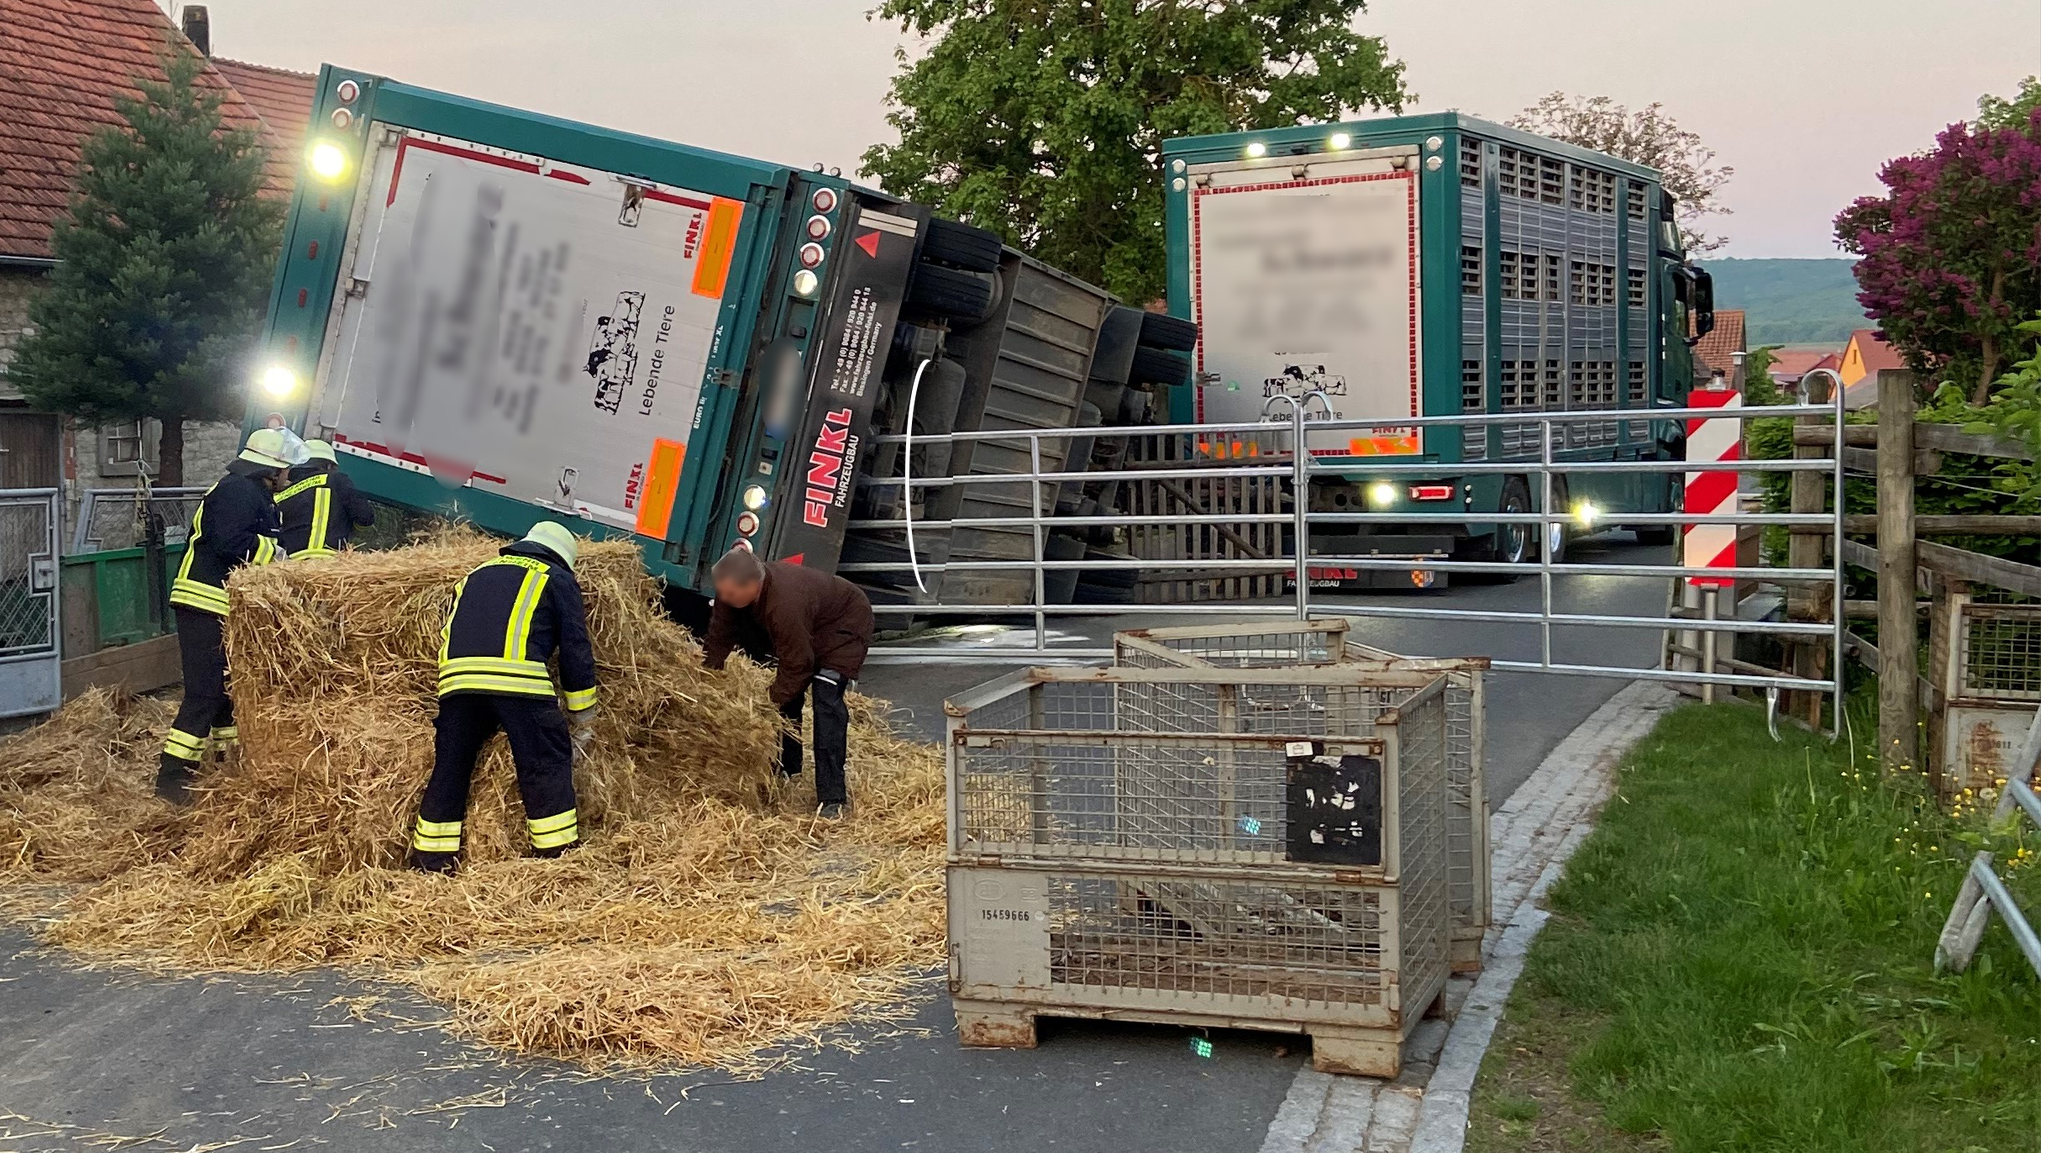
[1683,388,1742,587]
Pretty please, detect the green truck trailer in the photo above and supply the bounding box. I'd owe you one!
[246,68,1189,609]
[1162,113,1716,588]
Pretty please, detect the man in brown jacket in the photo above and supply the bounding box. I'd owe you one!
[703,547,874,817]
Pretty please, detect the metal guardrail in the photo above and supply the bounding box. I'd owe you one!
[856,393,1847,728]
[1936,716,2042,974]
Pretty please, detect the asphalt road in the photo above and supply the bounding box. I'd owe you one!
[0,532,1672,1153]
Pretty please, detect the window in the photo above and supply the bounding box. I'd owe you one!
[1627,267,1647,308]
[1626,180,1648,220]
[98,419,155,477]
[1461,245,1482,295]
[1458,138,1482,187]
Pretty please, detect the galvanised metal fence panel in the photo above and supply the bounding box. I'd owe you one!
[0,489,62,717]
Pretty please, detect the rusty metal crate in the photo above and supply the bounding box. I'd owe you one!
[1111,619,1491,973]
[945,664,1452,1075]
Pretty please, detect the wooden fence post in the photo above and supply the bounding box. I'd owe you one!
[1877,371,1920,774]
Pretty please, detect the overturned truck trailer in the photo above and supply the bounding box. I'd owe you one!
[246,67,1197,610]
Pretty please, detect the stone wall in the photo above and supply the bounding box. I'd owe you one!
[0,266,39,395]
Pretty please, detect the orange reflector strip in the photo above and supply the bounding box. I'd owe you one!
[1347,434,1421,456]
[691,197,744,299]
[634,438,687,539]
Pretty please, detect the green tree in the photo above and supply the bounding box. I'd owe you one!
[9,43,284,484]
[861,0,1407,303]
[1508,93,1733,255]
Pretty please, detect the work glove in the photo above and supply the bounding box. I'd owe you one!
[569,712,596,763]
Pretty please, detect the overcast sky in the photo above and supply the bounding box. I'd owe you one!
[174,0,2039,258]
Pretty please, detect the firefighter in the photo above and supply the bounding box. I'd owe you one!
[156,427,292,803]
[703,546,874,818]
[410,521,597,873]
[275,440,376,558]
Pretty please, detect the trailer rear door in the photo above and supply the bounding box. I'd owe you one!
[308,127,752,544]
[1186,146,1421,458]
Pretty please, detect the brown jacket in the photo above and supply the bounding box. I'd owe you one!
[704,561,874,705]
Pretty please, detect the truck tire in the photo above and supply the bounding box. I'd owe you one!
[1459,478,1532,584]
[1130,345,1190,386]
[918,218,1004,274]
[1137,312,1198,352]
[907,265,997,321]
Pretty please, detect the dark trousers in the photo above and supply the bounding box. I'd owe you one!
[778,673,850,805]
[417,694,579,854]
[163,607,234,762]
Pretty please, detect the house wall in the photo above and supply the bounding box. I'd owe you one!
[0,266,242,544]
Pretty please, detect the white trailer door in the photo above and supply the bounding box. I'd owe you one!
[1188,147,1421,458]
[308,128,747,541]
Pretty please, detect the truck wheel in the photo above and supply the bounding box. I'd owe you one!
[1137,312,1198,352]
[918,218,1004,274]
[1130,345,1190,386]
[907,265,998,321]
[1459,478,1530,584]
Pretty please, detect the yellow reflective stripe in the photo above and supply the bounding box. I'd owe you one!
[503,569,549,659]
[412,833,462,852]
[169,580,230,614]
[438,655,550,678]
[415,817,463,838]
[209,726,239,742]
[563,687,597,712]
[274,474,328,503]
[291,547,338,560]
[309,488,332,552]
[436,674,559,699]
[530,822,579,850]
[527,809,578,835]
[253,536,278,565]
[162,728,208,760]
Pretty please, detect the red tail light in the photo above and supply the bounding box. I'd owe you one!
[1409,485,1455,501]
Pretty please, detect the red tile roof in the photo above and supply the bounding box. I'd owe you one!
[1764,348,1841,381]
[1847,328,1905,374]
[0,0,303,260]
[210,57,318,190]
[1693,309,1747,381]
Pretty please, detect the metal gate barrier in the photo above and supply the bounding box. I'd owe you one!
[849,394,1847,731]
[0,488,63,717]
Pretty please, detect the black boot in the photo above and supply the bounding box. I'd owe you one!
[408,850,459,875]
[154,753,197,805]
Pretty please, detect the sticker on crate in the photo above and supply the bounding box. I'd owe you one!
[1284,746,1382,865]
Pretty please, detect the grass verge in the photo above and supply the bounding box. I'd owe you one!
[1467,701,2039,1153]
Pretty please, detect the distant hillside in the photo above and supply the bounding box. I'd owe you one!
[1699,258,1869,346]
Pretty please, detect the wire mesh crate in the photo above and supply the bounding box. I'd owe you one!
[1111,620,1491,973]
[945,664,1453,1075]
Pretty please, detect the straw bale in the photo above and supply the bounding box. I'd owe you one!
[0,532,945,1071]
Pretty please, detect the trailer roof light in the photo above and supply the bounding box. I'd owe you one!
[791,269,820,298]
[330,108,354,131]
[811,187,838,214]
[736,512,759,536]
[1367,481,1397,508]
[309,141,348,181]
[805,215,832,241]
[741,485,770,511]
[259,364,299,398]
[1327,132,1352,151]
[798,242,825,269]
[1244,141,1267,159]
[335,79,360,104]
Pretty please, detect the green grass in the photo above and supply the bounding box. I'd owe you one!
[1467,702,2040,1153]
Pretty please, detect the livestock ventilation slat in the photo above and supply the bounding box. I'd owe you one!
[945,662,1455,1076]
[1106,619,1491,973]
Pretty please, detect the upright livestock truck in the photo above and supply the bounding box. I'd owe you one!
[247,68,1192,608]
[1161,113,1716,587]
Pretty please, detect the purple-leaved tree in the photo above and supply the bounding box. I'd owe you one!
[1833,83,2040,405]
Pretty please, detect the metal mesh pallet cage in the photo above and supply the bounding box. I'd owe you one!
[945,663,1453,1076]
[1110,620,1490,973]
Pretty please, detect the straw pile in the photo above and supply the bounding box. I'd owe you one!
[0,532,946,1071]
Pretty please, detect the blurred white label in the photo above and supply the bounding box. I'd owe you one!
[1192,171,1421,457]
[320,134,738,535]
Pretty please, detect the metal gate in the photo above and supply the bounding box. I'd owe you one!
[850,393,1847,731]
[0,488,62,717]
